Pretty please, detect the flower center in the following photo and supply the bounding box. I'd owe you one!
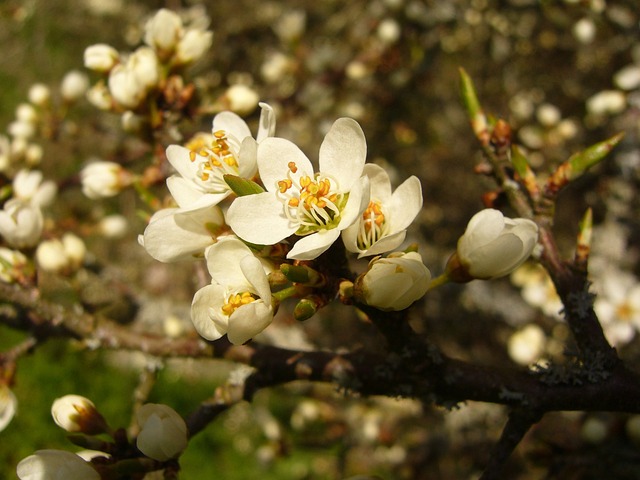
[357,200,389,250]
[187,130,240,192]
[276,162,346,235]
[221,291,257,316]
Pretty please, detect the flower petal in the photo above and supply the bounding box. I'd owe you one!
[257,137,313,192]
[212,111,251,140]
[256,102,276,142]
[240,255,271,301]
[319,118,366,190]
[227,301,273,345]
[363,163,392,203]
[191,284,226,340]
[388,175,423,231]
[337,175,369,230]
[226,192,297,245]
[287,229,341,260]
[166,145,197,181]
[205,237,253,286]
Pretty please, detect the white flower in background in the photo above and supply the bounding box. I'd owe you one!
[36,233,86,272]
[17,450,100,480]
[140,204,226,262]
[143,9,183,53]
[342,163,422,258]
[0,200,43,248]
[60,70,90,103]
[136,403,188,461]
[507,324,546,366]
[614,65,640,91]
[108,64,146,109]
[175,28,213,65]
[447,209,538,281]
[13,169,57,208]
[97,214,128,238]
[0,135,11,171]
[0,383,17,432]
[16,103,38,124]
[191,237,273,344]
[0,247,27,282]
[511,263,563,319]
[128,47,160,91]
[586,90,626,116]
[166,102,275,211]
[51,395,108,435]
[594,268,640,346]
[227,118,369,260]
[80,160,129,199]
[8,120,35,140]
[27,84,51,107]
[224,84,260,115]
[357,251,431,311]
[86,83,112,111]
[84,44,120,72]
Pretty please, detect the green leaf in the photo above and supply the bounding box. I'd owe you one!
[568,132,625,178]
[223,174,265,196]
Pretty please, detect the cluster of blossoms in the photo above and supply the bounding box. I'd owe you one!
[84,8,213,114]
[16,395,188,478]
[140,104,539,345]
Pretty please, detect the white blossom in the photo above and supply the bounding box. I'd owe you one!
[84,44,120,72]
[80,161,128,199]
[13,169,57,208]
[27,84,51,107]
[191,237,273,344]
[51,395,107,435]
[224,84,260,115]
[144,9,183,53]
[0,247,27,283]
[165,102,275,211]
[449,209,538,281]
[175,28,213,65]
[342,163,422,258]
[358,251,430,311]
[61,70,90,103]
[17,450,100,480]
[136,403,188,461]
[594,268,640,346]
[140,204,225,262]
[227,117,369,260]
[0,199,43,248]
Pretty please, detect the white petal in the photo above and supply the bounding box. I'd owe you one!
[359,231,406,258]
[337,175,369,230]
[257,138,313,192]
[237,137,258,178]
[319,118,366,190]
[363,163,392,203]
[287,229,341,260]
[206,237,253,286]
[226,193,296,244]
[388,175,423,231]
[166,145,197,181]
[212,111,251,140]
[227,301,273,345]
[191,284,226,340]
[166,176,229,209]
[256,102,276,142]
[240,255,271,301]
[142,207,217,262]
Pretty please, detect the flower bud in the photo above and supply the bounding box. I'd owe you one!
[447,209,538,281]
[0,199,43,248]
[80,161,129,199]
[175,29,213,65]
[61,70,90,103]
[51,395,108,435]
[108,65,145,109]
[357,251,431,311]
[0,247,27,283]
[136,403,188,461]
[224,84,259,115]
[144,9,183,53]
[84,44,120,72]
[17,450,100,480]
[27,84,51,107]
[86,83,113,111]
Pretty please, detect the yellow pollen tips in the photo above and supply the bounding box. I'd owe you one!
[288,162,298,173]
[300,176,311,188]
[214,130,226,139]
[278,179,293,193]
[363,201,385,231]
[189,151,197,162]
[288,198,300,207]
[221,291,256,315]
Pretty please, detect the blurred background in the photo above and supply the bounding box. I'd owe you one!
[1,0,640,478]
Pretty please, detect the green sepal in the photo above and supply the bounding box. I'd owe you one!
[223,174,265,196]
[567,132,624,178]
